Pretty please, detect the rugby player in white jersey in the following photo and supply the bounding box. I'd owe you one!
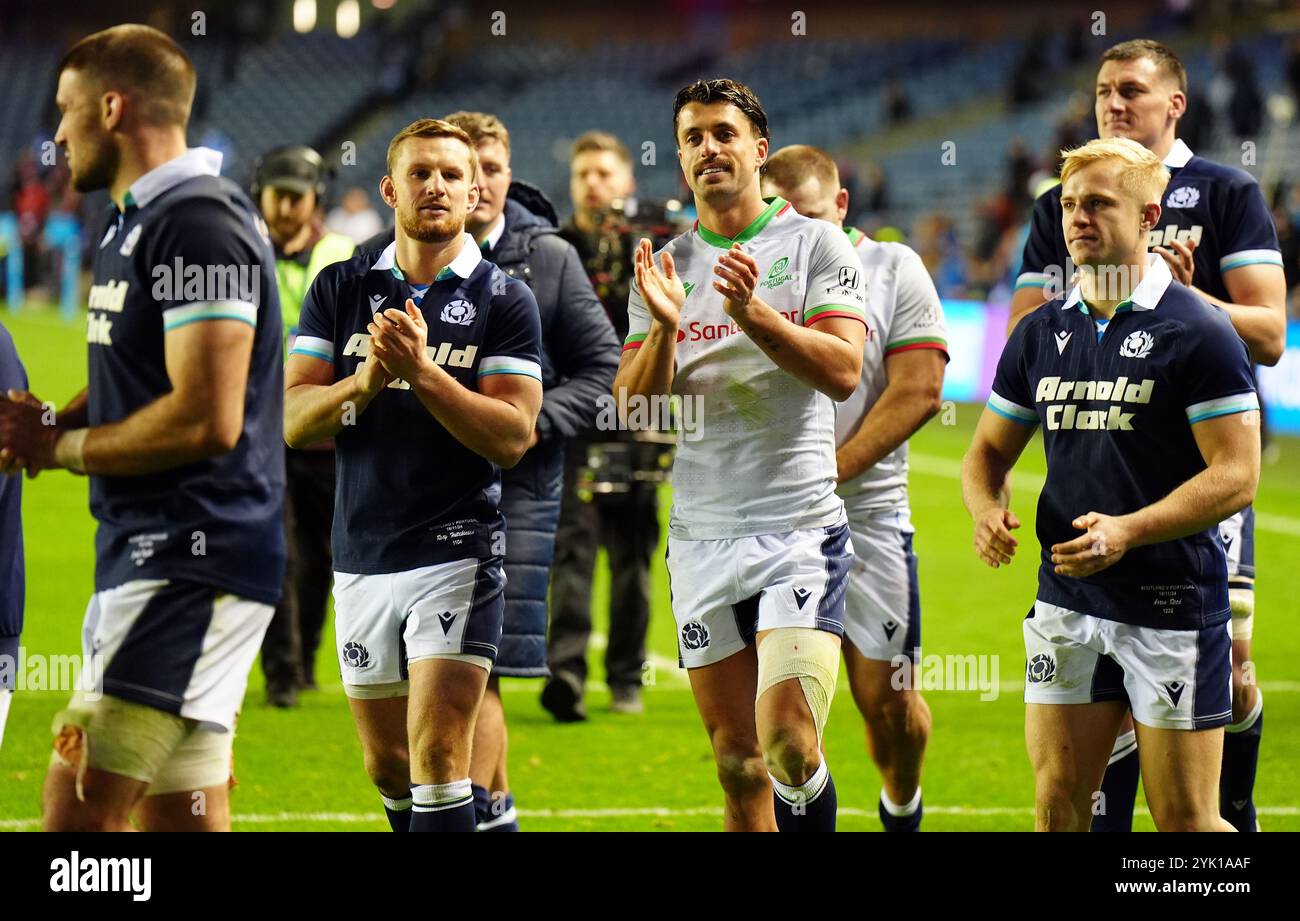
[614,79,868,831]
[762,145,948,832]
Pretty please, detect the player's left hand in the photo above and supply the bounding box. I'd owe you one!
[369,299,431,382]
[0,394,60,477]
[1154,237,1196,286]
[714,244,759,316]
[1050,512,1132,578]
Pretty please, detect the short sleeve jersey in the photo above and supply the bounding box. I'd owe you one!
[989,257,1258,629]
[835,229,948,513]
[1016,139,1283,303]
[292,235,543,574]
[87,148,286,605]
[623,197,868,539]
[0,321,27,647]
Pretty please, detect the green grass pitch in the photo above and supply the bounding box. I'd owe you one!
[2,306,1297,831]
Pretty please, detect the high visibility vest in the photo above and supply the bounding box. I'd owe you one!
[276,231,356,343]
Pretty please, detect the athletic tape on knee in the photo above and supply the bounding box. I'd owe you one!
[756,627,841,743]
[1229,588,1254,641]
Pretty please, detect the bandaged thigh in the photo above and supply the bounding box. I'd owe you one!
[148,724,234,794]
[49,691,190,800]
[756,627,841,744]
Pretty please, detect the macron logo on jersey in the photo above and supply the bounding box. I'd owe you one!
[1035,375,1154,431]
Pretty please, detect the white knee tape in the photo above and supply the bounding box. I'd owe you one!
[1229,588,1254,641]
[756,628,841,742]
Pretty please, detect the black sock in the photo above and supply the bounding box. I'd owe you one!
[879,788,923,832]
[409,781,476,832]
[1221,693,1263,833]
[772,761,837,832]
[473,784,520,832]
[380,792,412,833]
[1091,730,1139,832]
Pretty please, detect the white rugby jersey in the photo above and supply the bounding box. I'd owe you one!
[834,229,948,513]
[624,197,868,539]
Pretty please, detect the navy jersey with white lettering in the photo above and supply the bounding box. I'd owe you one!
[292,236,543,574]
[87,149,285,605]
[1016,140,1283,303]
[989,259,1257,629]
[0,320,27,662]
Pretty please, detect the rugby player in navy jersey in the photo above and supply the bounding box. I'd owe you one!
[284,119,543,833]
[965,137,1260,832]
[1009,39,1285,832]
[0,25,285,831]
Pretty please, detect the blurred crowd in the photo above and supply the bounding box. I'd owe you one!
[4,31,1299,318]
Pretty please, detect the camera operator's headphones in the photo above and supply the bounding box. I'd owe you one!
[250,145,331,203]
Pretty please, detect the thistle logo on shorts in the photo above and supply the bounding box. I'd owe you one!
[1164,681,1186,707]
[681,621,710,651]
[441,299,477,325]
[1026,653,1056,684]
[1119,330,1155,359]
[342,642,372,669]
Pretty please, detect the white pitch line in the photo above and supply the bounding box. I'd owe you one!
[4,804,1298,831]
[909,452,1300,537]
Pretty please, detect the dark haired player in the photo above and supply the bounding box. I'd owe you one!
[1009,39,1285,832]
[615,78,867,831]
[0,24,285,831]
[284,119,542,832]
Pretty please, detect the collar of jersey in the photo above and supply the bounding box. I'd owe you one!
[370,232,482,282]
[482,215,506,252]
[1163,138,1194,169]
[844,226,866,246]
[121,147,223,212]
[694,197,789,249]
[1062,253,1171,313]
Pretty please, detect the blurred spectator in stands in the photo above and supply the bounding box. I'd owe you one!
[326,186,383,245]
[1226,45,1264,139]
[1178,91,1213,153]
[1009,30,1050,108]
[1047,93,1095,170]
[913,212,967,298]
[9,152,49,291]
[1006,138,1034,212]
[883,80,912,126]
[1288,35,1300,108]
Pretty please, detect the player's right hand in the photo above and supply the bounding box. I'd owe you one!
[973,507,1020,568]
[355,345,392,397]
[633,238,685,327]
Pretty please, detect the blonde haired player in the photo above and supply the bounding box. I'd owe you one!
[965,137,1260,831]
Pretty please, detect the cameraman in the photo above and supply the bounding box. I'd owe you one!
[545,132,681,719]
[255,146,355,707]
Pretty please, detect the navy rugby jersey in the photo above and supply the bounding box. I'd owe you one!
[1016,139,1283,305]
[0,321,27,667]
[87,148,285,605]
[989,257,1258,629]
[291,235,543,574]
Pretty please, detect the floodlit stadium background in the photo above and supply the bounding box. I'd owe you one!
[2,0,1298,830]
